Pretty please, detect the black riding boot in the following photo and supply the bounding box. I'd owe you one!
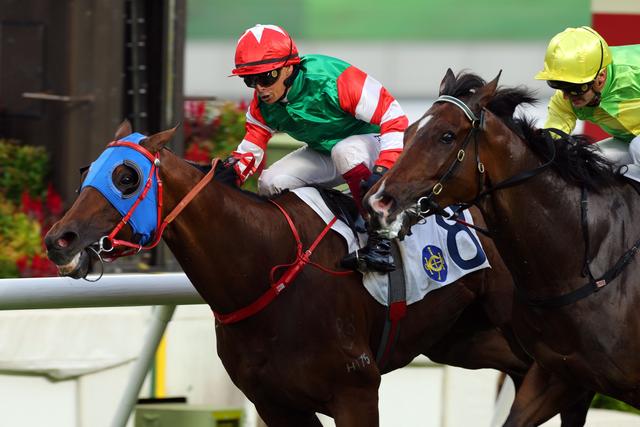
[341,233,396,273]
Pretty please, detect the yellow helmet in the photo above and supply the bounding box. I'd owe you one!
[535,26,612,84]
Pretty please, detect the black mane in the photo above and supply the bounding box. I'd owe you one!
[441,71,618,191]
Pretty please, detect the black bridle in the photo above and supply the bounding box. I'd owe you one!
[410,94,640,308]
[410,95,557,236]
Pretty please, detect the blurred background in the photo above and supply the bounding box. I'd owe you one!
[0,0,639,426]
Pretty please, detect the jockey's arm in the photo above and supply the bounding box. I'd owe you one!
[544,90,577,136]
[336,66,409,169]
[231,94,274,183]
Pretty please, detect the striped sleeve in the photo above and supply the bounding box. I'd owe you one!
[337,65,408,169]
[232,93,274,182]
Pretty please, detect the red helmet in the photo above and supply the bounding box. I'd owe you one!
[231,24,300,76]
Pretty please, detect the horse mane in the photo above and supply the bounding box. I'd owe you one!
[441,71,619,191]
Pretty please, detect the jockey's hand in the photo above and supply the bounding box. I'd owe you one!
[216,156,241,187]
[360,165,388,199]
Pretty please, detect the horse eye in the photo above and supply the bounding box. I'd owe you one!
[112,164,141,197]
[440,131,455,144]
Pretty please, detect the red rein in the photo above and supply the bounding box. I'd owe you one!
[98,144,353,324]
[213,200,354,324]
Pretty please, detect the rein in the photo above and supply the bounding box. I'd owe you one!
[520,186,640,308]
[420,95,640,308]
[88,141,355,323]
[410,96,557,236]
[90,143,217,262]
[213,200,354,324]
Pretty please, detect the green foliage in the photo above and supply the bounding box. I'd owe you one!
[591,394,640,415]
[0,195,42,277]
[0,139,50,203]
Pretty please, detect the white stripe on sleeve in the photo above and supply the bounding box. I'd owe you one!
[246,110,275,134]
[380,100,405,124]
[354,75,382,123]
[379,132,404,151]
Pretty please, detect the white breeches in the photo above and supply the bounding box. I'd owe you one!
[597,135,640,166]
[258,134,381,197]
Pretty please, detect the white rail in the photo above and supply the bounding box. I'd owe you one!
[0,272,204,310]
[0,273,204,427]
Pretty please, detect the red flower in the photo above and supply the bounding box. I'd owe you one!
[184,142,210,164]
[46,183,64,217]
[21,190,44,222]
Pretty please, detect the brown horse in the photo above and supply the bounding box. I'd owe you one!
[45,120,586,426]
[366,69,640,425]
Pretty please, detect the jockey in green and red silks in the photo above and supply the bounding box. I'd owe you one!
[228,24,408,273]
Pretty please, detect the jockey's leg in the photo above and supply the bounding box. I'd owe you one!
[598,136,640,181]
[332,134,396,273]
[629,135,640,163]
[257,146,340,197]
[596,137,631,165]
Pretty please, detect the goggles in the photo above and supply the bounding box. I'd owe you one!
[547,80,593,96]
[243,68,282,88]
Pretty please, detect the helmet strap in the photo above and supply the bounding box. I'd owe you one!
[283,64,300,88]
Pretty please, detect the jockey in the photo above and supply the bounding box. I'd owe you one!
[535,26,640,172]
[228,24,408,273]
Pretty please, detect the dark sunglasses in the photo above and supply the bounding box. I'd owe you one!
[243,68,282,88]
[547,80,593,96]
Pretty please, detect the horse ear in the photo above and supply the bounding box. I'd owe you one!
[143,124,180,154]
[469,70,502,111]
[438,68,456,96]
[114,119,133,141]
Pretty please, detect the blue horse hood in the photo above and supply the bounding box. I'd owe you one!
[81,133,158,245]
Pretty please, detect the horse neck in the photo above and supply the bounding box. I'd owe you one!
[156,151,295,313]
[476,120,587,293]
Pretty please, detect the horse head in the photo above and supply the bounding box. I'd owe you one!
[365,69,501,239]
[44,120,178,279]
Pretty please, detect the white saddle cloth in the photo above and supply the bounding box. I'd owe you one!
[291,187,491,306]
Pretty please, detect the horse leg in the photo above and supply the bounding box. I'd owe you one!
[253,402,323,427]
[559,391,594,427]
[330,386,380,427]
[503,361,589,427]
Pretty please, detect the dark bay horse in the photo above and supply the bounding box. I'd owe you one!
[45,121,587,426]
[366,69,640,425]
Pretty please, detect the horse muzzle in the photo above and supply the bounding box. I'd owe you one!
[46,248,92,279]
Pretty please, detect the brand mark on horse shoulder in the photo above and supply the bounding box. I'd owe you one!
[346,353,371,373]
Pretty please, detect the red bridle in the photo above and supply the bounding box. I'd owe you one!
[94,141,217,260]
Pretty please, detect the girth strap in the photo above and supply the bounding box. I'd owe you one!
[376,240,407,369]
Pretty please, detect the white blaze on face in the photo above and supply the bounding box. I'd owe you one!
[416,114,432,131]
[367,180,405,239]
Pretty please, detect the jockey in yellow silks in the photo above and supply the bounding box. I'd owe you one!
[535,26,640,175]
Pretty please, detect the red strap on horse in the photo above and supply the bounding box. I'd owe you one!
[105,153,219,258]
[213,200,353,324]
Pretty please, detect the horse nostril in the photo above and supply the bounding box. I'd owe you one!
[372,195,396,214]
[47,231,78,251]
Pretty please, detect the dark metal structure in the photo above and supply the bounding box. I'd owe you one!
[0,0,185,203]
